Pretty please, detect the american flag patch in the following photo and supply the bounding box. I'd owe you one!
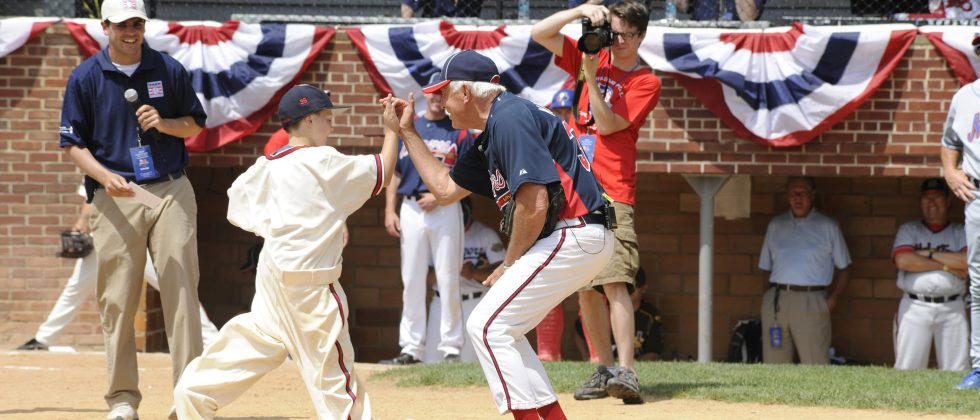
[147,80,164,98]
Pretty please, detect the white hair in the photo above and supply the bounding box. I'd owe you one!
[449,80,505,99]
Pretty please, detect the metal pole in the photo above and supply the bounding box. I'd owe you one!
[684,175,730,363]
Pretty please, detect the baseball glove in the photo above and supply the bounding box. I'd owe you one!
[499,182,566,240]
[57,230,94,258]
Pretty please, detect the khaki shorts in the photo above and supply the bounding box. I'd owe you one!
[586,201,638,294]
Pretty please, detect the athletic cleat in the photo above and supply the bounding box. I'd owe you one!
[443,354,461,363]
[573,365,613,400]
[957,368,980,390]
[622,396,645,405]
[378,353,421,365]
[606,368,641,400]
[106,403,138,420]
[16,338,47,351]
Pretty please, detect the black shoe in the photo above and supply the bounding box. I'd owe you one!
[574,365,614,400]
[443,354,461,363]
[379,353,421,365]
[623,396,645,405]
[606,368,641,400]
[17,338,47,351]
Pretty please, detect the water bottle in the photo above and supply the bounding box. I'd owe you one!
[518,0,530,20]
[665,0,677,22]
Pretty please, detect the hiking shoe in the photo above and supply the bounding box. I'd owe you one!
[106,403,138,420]
[606,368,641,400]
[444,354,461,363]
[573,365,614,400]
[378,353,421,365]
[16,338,47,351]
[957,368,980,390]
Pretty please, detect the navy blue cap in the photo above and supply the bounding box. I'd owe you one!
[278,84,349,128]
[921,178,951,196]
[422,50,501,94]
[549,89,574,109]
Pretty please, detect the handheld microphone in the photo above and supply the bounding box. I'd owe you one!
[124,89,158,140]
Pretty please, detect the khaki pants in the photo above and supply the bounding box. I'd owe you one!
[760,287,831,365]
[174,257,370,419]
[90,177,203,408]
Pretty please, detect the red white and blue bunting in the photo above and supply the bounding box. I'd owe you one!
[920,25,980,85]
[0,17,58,59]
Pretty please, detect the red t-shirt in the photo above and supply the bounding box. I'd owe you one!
[554,36,660,205]
[263,128,290,158]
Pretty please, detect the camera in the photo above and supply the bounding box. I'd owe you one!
[577,17,612,55]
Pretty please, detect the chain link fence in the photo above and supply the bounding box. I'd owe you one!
[2,0,978,24]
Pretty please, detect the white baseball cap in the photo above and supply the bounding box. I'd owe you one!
[101,0,149,23]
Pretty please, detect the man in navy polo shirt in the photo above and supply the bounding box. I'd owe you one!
[380,50,615,420]
[58,1,207,419]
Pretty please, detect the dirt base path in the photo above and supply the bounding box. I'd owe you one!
[0,351,972,419]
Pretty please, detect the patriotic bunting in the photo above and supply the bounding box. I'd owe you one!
[0,17,59,59]
[920,26,980,86]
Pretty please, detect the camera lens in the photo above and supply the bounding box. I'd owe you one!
[579,33,604,55]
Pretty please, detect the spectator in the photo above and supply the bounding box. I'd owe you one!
[939,52,980,387]
[758,177,851,365]
[676,0,765,21]
[402,0,484,18]
[574,267,665,362]
[380,73,473,365]
[58,0,207,418]
[892,178,969,371]
[423,198,506,363]
[532,0,661,403]
[548,88,575,122]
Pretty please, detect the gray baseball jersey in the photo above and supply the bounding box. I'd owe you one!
[942,80,980,180]
[892,221,967,296]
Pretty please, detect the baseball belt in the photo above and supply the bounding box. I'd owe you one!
[433,290,484,301]
[770,283,827,292]
[907,293,960,303]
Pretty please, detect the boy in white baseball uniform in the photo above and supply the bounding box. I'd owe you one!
[173,85,398,419]
[892,178,968,371]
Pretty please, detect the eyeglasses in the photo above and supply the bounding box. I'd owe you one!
[612,31,641,41]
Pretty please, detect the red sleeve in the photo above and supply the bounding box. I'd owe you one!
[891,245,915,260]
[621,72,661,128]
[553,36,582,76]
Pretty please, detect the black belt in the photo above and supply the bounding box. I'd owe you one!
[126,170,185,186]
[581,213,605,226]
[434,290,483,301]
[908,293,960,303]
[405,192,425,200]
[770,283,827,292]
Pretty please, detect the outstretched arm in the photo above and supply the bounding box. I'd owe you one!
[531,4,609,57]
[378,125,400,190]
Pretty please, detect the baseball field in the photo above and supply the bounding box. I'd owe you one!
[2,350,979,419]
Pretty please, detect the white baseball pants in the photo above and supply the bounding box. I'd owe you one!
[424,292,483,363]
[965,195,980,369]
[35,251,219,347]
[467,220,612,414]
[174,258,370,420]
[893,294,969,370]
[398,198,464,358]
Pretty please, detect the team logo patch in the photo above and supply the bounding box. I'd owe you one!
[147,81,164,98]
[123,0,138,10]
[299,97,309,105]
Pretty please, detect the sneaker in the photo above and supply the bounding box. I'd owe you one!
[606,368,641,400]
[444,354,461,363]
[16,338,47,351]
[106,403,138,420]
[378,353,421,365]
[573,365,613,400]
[957,368,980,390]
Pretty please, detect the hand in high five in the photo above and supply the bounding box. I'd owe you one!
[380,92,417,134]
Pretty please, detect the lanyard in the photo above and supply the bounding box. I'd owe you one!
[579,55,640,131]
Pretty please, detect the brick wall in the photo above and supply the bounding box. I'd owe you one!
[0,25,957,363]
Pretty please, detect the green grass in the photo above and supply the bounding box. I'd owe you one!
[376,361,980,415]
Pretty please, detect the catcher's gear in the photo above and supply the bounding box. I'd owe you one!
[499,182,566,240]
[57,230,94,258]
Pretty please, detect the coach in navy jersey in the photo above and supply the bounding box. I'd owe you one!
[380,50,615,419]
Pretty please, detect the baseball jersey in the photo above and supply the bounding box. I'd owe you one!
[554,36,661,206]
[759,210,851,286]
[227,145,382,271]
[942,80,980,180]
[450,92,607,219]
[396,116,473,196]
[460,220,505,294]
[892,221,967,296]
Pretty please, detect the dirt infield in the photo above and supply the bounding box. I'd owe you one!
[0,351,973,420]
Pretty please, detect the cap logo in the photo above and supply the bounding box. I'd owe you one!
[123,0,138,10]
[298,97,309,105]
[490,75,501,84]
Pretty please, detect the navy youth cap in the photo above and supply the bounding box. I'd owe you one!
[921,178,951,196]
[548,89,574,109]
[278,84,349,128]
[422,50,501,94]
